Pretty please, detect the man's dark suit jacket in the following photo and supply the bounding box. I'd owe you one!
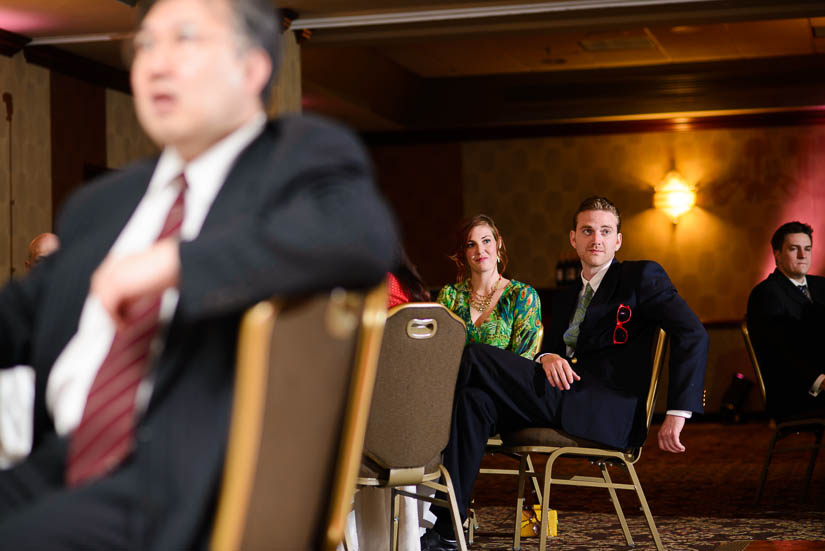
[746,269,825,418]
[540,260,707,449]
[0,114,397,548]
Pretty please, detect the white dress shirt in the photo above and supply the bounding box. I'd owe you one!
[47,113,267,437]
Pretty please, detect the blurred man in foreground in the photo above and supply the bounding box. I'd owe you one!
[0,0,396,547]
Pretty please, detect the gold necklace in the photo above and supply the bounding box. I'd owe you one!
[469,275,502,312]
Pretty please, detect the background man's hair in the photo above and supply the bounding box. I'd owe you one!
[572,195,622,232]
[137,0,282,103]
[771,221,813,252]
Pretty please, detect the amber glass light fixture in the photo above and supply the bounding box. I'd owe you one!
[653,170,695,223]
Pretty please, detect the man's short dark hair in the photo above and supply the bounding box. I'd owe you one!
[771,221,813,252]
[138,0,282,103]
[573,196,622,232]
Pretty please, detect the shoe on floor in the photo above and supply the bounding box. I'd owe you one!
[420,528,458,551]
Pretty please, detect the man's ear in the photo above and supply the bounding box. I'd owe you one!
[569,230,576,249]
[616,232,622,250]
[245,48,272,98]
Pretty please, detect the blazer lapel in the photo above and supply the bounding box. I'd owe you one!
[770,269,810,307]
[197,121,284,233]
[587,259,620,309]
[570,260,620,352]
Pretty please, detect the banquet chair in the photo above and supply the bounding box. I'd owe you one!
[211,284,388,551]
[355,303,469,551]
[741,320,825,503]
[498,328,669,551]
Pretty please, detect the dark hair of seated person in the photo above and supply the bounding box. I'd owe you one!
[392,252,431,303]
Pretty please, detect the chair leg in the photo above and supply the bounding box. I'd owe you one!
[538,449,566,551]
[802,429,823,501]
[466,505,475,545]
[756,428,780,504]
[526,453,543,505]
[390,489,401,551]
[438,465,469,551]
[599,461,633,546]
[625,462,664,551]
[513,454,529,551]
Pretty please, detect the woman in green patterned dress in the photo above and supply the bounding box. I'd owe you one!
[438,214,542,359]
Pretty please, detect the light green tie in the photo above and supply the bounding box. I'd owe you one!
[563,283,594,350]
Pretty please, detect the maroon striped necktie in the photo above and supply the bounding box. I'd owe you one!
[66,176,186,487]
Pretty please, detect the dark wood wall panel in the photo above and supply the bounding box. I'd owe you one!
[369,143,462,289]
[50,71,106,222]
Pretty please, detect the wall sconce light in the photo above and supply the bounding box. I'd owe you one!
[654,169,695,223]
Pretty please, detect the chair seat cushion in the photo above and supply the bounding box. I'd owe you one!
[501,427,618,450]
[359,453,442,481]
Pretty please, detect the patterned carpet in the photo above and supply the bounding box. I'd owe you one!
[467,422,825,550]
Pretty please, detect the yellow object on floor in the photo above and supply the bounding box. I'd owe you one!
[520,505,557,537]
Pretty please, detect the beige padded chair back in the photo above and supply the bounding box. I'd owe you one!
[741,320,768,405]
[363,303,466,470]
[212,285,387,551]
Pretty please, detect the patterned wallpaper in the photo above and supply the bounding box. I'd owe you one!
[462,125,825,322]
[0,52,51,282]
[106,89,159,169]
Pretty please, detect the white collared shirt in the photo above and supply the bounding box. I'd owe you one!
[47,113,267,437]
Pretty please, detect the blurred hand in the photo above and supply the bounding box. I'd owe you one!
[539,353,580,390]
[91,239,180,328]
[657,414,686,453]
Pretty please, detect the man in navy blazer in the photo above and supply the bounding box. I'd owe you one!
[423,196,707,551]
[0,0,396,548]
[747,221,825,419]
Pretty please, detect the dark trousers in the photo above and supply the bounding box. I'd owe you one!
[0,432,137,549]
[433,343,564,536]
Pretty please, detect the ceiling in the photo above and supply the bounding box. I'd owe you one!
[3,0,825,131]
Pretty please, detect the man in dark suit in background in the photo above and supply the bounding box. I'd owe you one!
[747,221,825,419]
[0,0,397,548]
[423,196,707,551]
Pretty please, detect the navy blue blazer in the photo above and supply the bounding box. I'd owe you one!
[746,269,825,418]
[0,114,398,549]
[542,260,707,449]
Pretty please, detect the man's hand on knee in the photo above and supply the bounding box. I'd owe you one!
[539,353,580,390]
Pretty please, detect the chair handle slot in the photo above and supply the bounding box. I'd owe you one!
[406,318,438,339]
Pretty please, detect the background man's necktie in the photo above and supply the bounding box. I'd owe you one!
[563,282,594,351]
[799,284,812,301]
[66,177,186,487]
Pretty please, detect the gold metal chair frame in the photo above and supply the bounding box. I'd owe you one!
[211,284,387,551]
[499,328,669,551]
[740,320,825,503]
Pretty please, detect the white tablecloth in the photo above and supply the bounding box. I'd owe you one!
[342,485,436,551]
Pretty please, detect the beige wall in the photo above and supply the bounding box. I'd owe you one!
[106,89,159,169]
[463,125,825,322]
[0,52,51,282]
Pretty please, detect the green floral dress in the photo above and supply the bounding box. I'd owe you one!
[437,279,542,358]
